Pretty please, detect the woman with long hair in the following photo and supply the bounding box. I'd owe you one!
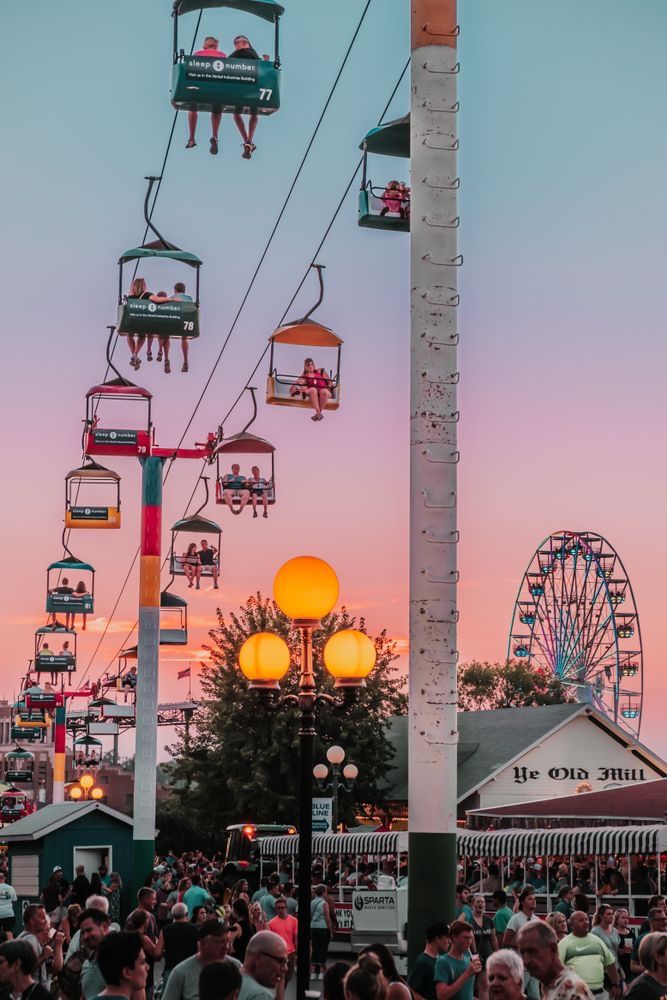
[311,884,334,980]
[290,357,333,422]
[249,901,266,934]
[103,872,122,925]
[125,277,152,369]
[344,954,387,1000]
[546,912,568,941]
[182,543,201,588]
[357,944,411,1000]
[614,908,636,983]
[228,898,254,962]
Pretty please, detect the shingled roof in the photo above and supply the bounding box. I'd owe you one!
[382,703,664,803]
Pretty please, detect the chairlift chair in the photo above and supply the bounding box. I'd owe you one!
[34,624,77,675]
[65,462,121,529]
[358,115,410,232]
[171,0,284,116]
[46,556,95,617]
[83,379,152,458]
[266,265,342,410]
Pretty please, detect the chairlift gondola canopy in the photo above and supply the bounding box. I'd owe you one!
[47,558,95,573]
[118,246,203,267]
[74,735,102,747]
[215,432,276,508]
[269,319,343,348]
[173,0,284,22]
[360,115,410,158]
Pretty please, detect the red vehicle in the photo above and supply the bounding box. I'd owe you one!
[1,790,33,825]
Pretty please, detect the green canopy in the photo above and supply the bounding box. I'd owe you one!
[6,750,33,761]
[119,246,203,267]
[74,736,102,747]
[48,558,95,573]
[35,624,75,636]
[174,0,284,21]
[360,114,409,158]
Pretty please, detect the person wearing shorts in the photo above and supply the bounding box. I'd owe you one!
[247,466,270,519]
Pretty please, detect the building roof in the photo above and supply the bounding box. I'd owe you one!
[0,801,134,842]
[467,776,667,823]
[383,704,666,803]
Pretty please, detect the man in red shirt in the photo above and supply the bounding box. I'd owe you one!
[268,898,297,984]
[187,36,226,154]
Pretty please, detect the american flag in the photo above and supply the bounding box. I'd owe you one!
[177,667,191,680]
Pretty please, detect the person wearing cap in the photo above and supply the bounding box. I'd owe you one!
[408,922,450,1000]
[229,35,260,159]
[503,889,539,950]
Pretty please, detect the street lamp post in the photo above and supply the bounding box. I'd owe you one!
[313,745,359,832]
[238,559,376,1000]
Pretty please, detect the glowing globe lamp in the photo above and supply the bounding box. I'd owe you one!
[239,632,290,690]
[90,787,104,800]
[312,763,328,781]
[343,763,359,781]
[273,556,339,623]
[79,773,95,791]
[69,786,83,800]
[326,745,345,766]
[324,629,376,689]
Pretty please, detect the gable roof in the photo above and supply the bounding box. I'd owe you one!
[383,704,666,804]
[0,801,134,842]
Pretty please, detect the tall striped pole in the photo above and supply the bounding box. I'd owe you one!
[133,455,164,890]
[408,0,459,964]
[52,702,67,804]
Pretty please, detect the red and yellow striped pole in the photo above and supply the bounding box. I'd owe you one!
[133,456,164,890]
[52,701,67,804]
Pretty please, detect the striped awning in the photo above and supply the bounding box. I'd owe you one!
[260,831,408,857]
[457,824,667,857]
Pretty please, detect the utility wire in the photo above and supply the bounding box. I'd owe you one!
[83,34,408,693]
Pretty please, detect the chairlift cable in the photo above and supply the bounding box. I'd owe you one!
[82,34,404,692]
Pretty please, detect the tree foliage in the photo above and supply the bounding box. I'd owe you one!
[165,594,407,848]
[457,659,573,711]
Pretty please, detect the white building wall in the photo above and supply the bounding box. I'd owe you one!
[478,715,664,808]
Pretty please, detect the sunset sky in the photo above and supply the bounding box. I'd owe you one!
[2,0,666,761]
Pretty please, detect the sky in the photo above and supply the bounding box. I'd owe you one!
[1,0,666,762]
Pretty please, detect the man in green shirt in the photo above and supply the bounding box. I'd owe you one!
[492,891,514,938]
[554,887,575,919]
[558,911,620,997]
[455,885,473,923]
[408,922,450,1000]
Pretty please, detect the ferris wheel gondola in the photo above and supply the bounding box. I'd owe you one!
[508,530,644,737]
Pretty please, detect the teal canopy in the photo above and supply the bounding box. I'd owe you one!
[48,559,95,573]
[360,115,409,158]
[35,625,75,636]
[173,0,284,20]
[119,247,203,267]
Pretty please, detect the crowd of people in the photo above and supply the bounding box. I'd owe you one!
[0,847,665,1000]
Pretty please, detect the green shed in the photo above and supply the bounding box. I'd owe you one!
[2,802,135,928]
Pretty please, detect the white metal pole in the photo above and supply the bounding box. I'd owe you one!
[408,0,460,965]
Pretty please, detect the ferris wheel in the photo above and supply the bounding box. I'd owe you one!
[508,530,643,737]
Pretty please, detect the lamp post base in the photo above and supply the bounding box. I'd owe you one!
[132,838,155,897]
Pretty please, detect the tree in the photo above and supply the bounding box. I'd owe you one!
[457,659,574,711]
[165,594,407,846]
